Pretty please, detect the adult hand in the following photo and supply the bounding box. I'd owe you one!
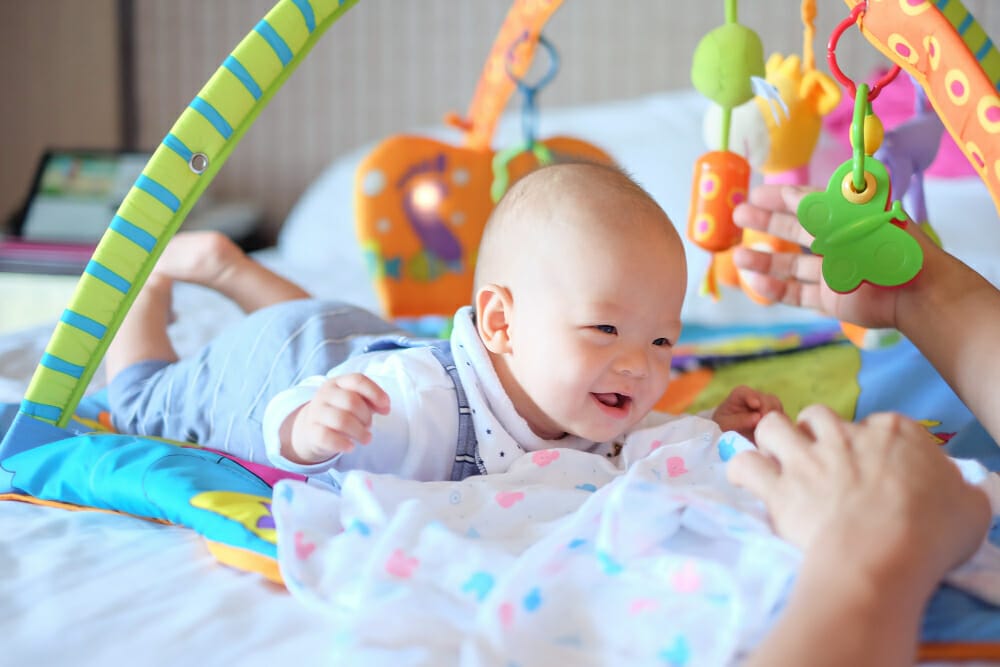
[731,184,938,330]
[728,404,990,584]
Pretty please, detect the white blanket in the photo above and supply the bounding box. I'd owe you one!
[273,417,1000,666]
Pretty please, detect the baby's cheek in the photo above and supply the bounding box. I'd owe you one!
[651,362,673,393]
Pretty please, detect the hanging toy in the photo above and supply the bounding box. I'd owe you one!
[490,32,558,203]
[841,0,1000,217]
[873,74,944,244]
[353,0,612,321]
[798,83,924,293]
[797,4,923,321]
[736,0,841,304]
[687,0,783,299]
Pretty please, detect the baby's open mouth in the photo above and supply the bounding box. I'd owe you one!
[593,392,631,410]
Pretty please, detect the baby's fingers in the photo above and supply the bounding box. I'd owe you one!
[307,400,374,447]
[760,393,784,416]
[728,385,761,410]
[331,373,390,414]
[719,411,764,441]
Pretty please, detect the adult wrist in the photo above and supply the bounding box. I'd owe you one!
[895,237,954,339]
[803,519,940,611]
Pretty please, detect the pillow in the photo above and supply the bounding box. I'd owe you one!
[278,90,1000,326]
[276,140,383,313]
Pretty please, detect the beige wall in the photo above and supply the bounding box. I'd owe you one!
[129,0,897,237]
[0,1,121,231]
[3,0,999,239]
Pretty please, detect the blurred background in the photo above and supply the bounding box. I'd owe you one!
[2,0,998,242]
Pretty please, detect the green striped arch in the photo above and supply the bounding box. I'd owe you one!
[18,0,361,428]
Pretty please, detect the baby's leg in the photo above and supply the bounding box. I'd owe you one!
[106,299,404,458]
[154,231,309,312]
[105,232,309,384]
[105,273,177,382]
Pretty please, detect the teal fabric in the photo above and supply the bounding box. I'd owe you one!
[3,434,276,558]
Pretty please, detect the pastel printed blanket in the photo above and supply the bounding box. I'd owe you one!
[272,418,1000,666]
[4,322,1000,662]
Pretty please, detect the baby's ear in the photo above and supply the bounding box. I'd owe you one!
[475,284,513,354]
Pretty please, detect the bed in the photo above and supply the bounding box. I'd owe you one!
[1,84,999,664]
[4,0,1000,660]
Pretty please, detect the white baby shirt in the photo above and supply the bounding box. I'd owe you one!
[262,306,681,486]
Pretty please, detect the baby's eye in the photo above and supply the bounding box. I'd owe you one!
[652,337,672,347]
[594,325,617,335]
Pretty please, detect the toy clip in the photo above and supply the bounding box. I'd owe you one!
[490,32,559,202]
[796,7,922,294]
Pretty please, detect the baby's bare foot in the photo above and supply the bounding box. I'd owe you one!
[147,229,307,314]
[151,231,247,290]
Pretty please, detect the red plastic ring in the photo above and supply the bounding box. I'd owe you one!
[827,3,901,101]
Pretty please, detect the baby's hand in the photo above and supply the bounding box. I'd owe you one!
[712,385,783,442]
[285,373,390,465]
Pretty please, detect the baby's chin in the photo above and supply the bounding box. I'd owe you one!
[532,424,621,444]
[565,422,632,445]
[530,407,640,444]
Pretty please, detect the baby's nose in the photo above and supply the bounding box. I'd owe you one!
[615,349,649,377]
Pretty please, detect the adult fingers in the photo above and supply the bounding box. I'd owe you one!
[731,250,825,311]
[732,246,820,283]
[733,184,816,247]
[796,404,851,451]
[728,264,796,305]
[860,411,932,446]
[753,410,812,462]
[727,450,781,501]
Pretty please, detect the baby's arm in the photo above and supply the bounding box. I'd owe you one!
[262,348,458,480]
[711,385,783,442]
[278,373,390,465]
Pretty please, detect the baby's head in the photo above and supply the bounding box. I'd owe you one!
[473,161,687,443]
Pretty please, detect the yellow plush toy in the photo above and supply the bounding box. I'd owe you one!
[705,0,842,303]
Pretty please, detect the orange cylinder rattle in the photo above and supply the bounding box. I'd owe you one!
[687,150,750,252]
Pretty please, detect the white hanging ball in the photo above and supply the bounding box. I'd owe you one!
[702,100,771,169]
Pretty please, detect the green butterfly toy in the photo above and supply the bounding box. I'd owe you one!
[797,84,923,293]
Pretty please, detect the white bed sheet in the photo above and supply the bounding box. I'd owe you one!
[1,89,998,665]
[0,252,333,665]
[0,501,330,665]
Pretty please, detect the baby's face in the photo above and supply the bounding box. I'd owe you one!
[503,205,686,443]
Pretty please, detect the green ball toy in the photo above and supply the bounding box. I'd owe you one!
[691,23,765,109]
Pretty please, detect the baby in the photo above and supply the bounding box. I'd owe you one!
[106,162,781,485]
